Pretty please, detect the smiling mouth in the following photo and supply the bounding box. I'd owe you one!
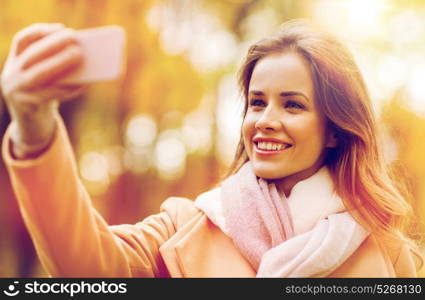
[254,141,292,153]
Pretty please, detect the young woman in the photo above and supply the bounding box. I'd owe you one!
[1,20,422,277]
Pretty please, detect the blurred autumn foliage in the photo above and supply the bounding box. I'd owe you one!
[0,0,424,277]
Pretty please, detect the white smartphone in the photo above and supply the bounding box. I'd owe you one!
[60,25,126,84]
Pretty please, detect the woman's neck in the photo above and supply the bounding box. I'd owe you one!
[273,162,325,197]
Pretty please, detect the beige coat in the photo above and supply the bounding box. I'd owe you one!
[3,119,423,277]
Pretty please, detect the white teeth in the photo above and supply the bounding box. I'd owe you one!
[257,142,286,151]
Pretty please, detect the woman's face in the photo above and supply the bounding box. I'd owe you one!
[242,52,335,192]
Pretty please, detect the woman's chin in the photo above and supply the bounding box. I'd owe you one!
[253,168,288,180]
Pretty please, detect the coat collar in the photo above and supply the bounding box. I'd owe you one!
[159,210,397,277]
[159,213,255,277]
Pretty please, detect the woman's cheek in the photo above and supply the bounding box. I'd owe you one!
[242,115,255,157]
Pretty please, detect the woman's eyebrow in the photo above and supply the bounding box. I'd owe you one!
[249,90,265,96]
[249,90,310,102]
[280,91,310,102]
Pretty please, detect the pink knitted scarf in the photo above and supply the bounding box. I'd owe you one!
[221,162,295,269]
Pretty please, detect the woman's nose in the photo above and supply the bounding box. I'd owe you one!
[255,107,283,131]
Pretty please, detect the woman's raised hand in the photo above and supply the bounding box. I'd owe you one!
[1,23,85,158]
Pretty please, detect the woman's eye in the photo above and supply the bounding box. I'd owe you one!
[250,99,266,107]
[285,101,304,110]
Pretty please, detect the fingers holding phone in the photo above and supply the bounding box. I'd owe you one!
[1,23,126,158]
[12,23,64,57]
[2,23,84,104]
[18,30,84,88]
[2,24,126,104]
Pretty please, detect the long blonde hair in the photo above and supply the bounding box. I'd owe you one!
[227,19,416,250]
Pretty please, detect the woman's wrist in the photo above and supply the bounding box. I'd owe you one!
[10,101,59,159]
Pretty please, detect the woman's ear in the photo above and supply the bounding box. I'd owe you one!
[326,132,338,148]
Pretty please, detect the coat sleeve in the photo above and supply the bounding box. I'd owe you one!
[2,116,191,277]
